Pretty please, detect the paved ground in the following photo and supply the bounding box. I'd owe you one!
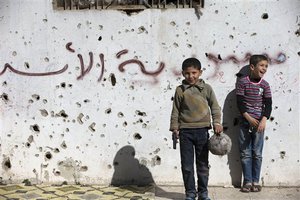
[0,184,299,199]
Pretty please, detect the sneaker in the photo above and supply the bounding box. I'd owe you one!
[185,197,195,200]
[198,198,211,200]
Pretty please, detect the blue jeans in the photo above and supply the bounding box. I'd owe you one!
[239,118,264,185]
[179,128,209,199]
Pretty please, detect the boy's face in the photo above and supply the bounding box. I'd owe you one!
[250,60,268,79]
[182,66,202,85]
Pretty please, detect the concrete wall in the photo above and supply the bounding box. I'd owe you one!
[0,0,299,186]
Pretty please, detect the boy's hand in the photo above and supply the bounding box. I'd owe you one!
[243,112,259,128]
[257,117,267,133]
[213,124,223,135]
[172,130,179,139]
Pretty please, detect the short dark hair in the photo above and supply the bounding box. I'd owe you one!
[250,55,268,66]
[182,57,201,71]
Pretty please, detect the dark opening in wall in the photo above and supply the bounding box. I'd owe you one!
[53,0,204,10]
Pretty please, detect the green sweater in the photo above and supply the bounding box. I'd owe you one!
[169,79,221,131]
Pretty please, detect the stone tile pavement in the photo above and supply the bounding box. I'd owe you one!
[0,184,299,199]
[0,184,154,200]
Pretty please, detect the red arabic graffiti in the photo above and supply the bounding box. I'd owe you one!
[0,63,68,76]
[0,42,166,83]
[205,52,287,83]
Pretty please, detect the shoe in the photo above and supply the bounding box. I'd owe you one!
[185,197,195,200]
[251,184,262,192]
[240,184,252,193]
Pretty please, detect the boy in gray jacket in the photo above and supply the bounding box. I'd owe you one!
[170,57,223,200]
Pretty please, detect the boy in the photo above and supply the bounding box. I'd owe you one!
[236,55,272,192]
[170,57,223,200]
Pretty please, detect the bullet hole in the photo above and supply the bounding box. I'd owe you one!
[280,151,286,159]
[12,51,17,56]
[24,62,30,69]
[269,117,274,122]
[110,73,116,86]
[271,159,275,162]
[80,166,88,171]
[136,110,146,116]
[2,81,7,86]
[288,108,292,112]
[28,99,34,104]
[54,170,61,176]
[60,82,66,88]
[56,110,68,118]
[100,134,105,138]
[0,93,9,102]
[84,99,90,103]
[139,118,143,123]
[40,109,48,117]
[154,148,160,154]
[105,108,112,114]
[138,26,146,34]
[298,52,300,56]
[113,161,119,166]
[229,35,234,39]
[3,157,12,170]
[123,121,127,127]
[77,113,84,124]
[173,43,179,47]
[250,33,257,36]
[61,141,67,149]
[54,148,60,153]
[265,136,269,140]
[30,124,40,133]
[171,97,174,101]
[76,102,81,108]
[44,57,49,62]
[118,112,124,118]
[108,164,112,169]
[88,122,96,132]
[45,152,52,160]
[98,36,102,41]
[142,123,147,128]
[152,156,161,166]
[43,99,48,104]
[129,85,134,90]
[134,133,142,140]
[218,54,222,60]
[296,27,300,37]
[261,13,268,19]
[25,142,31,148]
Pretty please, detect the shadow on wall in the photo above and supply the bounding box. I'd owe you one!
[222,65,250,188]
[111,145,154,186]
[110,145,184,198]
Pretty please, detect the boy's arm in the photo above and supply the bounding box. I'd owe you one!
[206,85,223,134]
[236,95,260,127]
[170,87,182,132]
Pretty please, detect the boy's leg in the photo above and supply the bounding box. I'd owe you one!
[239,120,253,186]
[180,129,196,199]
[195,128,209,200]
[251,131,264,184]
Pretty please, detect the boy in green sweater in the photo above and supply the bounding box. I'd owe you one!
[170,58,223,200]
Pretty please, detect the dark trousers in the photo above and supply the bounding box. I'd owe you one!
[179,128,209,199]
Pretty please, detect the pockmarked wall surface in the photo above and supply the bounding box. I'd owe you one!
[0,0,299,186]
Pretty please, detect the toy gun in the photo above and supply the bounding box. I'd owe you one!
[172,133,177,149]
